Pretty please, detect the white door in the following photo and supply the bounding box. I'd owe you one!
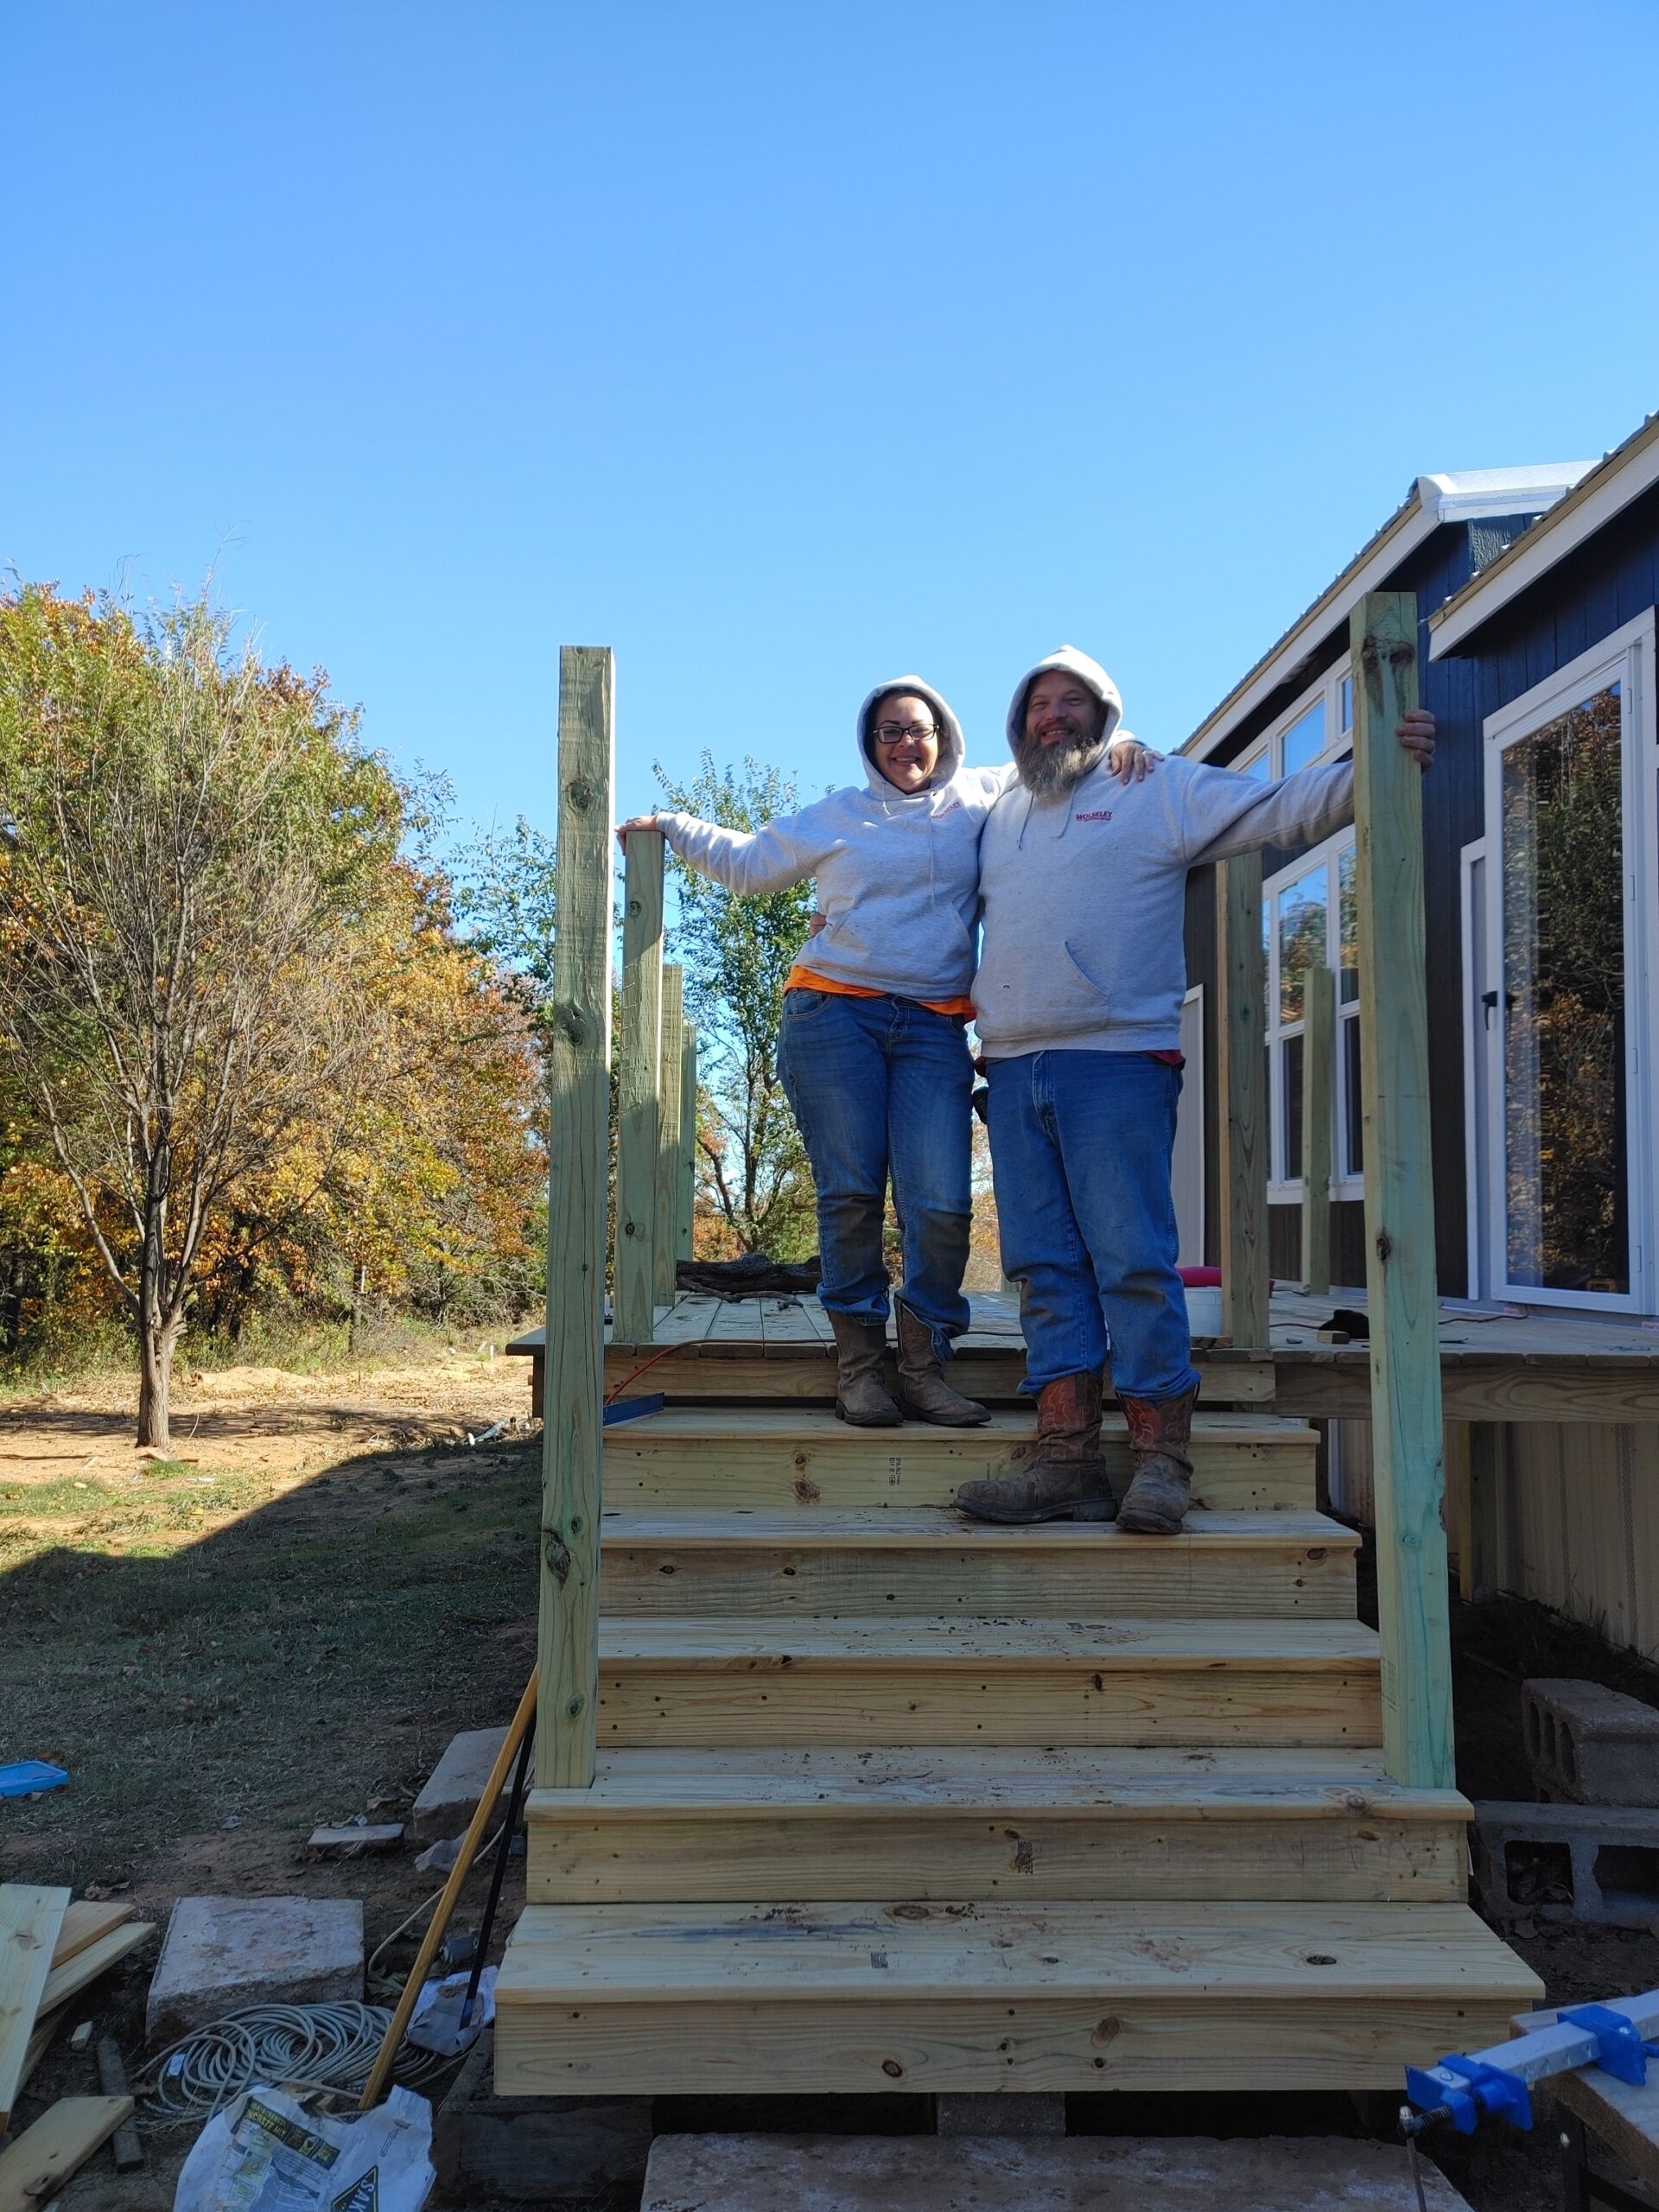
[1173,986,1205,1269]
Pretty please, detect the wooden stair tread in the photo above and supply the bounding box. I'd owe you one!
[499,1899,1537,2005]
[525,1745,1467,1818]
[601,1508,1354,1548]
[612,1408,1316,1446]
[597,1617,1376,1666]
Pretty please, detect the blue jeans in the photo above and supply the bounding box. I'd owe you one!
[986,1050,1199,1403]
[776,989,975,1352]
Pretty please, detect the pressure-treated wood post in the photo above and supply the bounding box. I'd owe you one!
[614,832,664,1343]
[1300,962,1334,1297]
[537,647,614,1791]
[1351,589,1454,1790]
[653,964,684,1305]
[1217,852,1269,1346]
[677,1021,698,1266]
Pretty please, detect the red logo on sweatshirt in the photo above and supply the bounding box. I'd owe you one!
[1074,808,1114,823]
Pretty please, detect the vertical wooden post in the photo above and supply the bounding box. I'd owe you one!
[1300,962,1334,1297]
[1217,852,1269,1347]
[1443,1419,1475,1604]
[1351,589,1454,1791]
[537,647,614,1791]
[677,1021,698,1266]
[614,832,664,1344]
[654,964,684,1305]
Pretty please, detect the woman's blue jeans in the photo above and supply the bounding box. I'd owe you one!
[985,1048,1200,1403]
[776,988,975,1354]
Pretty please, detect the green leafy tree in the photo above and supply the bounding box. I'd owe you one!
[656,753,819,1258]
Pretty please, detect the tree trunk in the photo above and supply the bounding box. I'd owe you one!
[137,1309,179,1450]
[135,1147,178,1449]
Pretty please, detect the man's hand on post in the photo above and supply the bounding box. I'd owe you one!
[1395,709,1435,770]
[615,811,664,854]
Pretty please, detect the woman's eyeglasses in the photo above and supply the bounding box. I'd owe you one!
[873,722,937,747]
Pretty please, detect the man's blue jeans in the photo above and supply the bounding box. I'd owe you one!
[986,1049,1199,1403]
[776,989,974,1352]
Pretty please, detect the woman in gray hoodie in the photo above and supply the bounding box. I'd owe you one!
[619,677,1146,1428]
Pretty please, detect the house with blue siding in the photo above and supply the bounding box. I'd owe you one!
[1176,420,1659,1655]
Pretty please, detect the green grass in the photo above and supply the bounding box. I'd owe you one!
[1,1437,543,1891]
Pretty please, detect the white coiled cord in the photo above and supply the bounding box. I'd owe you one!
[142,2000,455,2127]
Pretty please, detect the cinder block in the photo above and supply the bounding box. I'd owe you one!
[147,1895,364,2046]
[411,1726,509,1842]
[1471,1801,1659,1929]
[1522,1678,1659,1808]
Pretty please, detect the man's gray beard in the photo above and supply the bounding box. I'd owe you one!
[1015,732,1107,797]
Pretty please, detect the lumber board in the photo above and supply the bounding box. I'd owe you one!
[51,1901,135,1967]
[677,1020,697,1267]
[614,830,664,1344]
[0,1885,69,2130]
[653,963,684,1306]
[1300,960,1333,1297]
[538,646,615,1792]
[38,1921,154,2014]
[0,2094,134,2210]
[1217,850,1269,1347]
[494,1992,1527,2095]
[1276,1356,1659,1426]
[598,1507,1357,1619]
[1350,591,1453,1790]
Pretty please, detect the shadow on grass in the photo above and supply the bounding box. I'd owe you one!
[1,1436,543,1893]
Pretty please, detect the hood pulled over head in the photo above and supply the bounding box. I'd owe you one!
[855,675,965,794]
[1005,645,1122,757]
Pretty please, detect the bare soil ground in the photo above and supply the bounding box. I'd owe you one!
[3,1354,1656,2209]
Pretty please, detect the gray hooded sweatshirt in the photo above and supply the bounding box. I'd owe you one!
[973,645,1355,1056]
[656,677,1013,1004]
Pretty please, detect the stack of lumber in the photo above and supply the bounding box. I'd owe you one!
[0,1885,153,2201]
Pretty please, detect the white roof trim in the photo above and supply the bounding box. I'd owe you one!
[1183,462,1594,762]
[1428,421,1659,658]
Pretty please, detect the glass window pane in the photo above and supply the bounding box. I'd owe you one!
[1500,683,1628,1294]
[1340,675,1353,732]
[1338,844,1358,1004]
[1283,1034,1305,1180]
[1239,748,1270,782]
[1277,863,1327,1022]
[1342,1012,1363,1176]
[1282,701,1325,774]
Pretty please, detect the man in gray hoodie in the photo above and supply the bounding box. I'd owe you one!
[956,645,1433,1535]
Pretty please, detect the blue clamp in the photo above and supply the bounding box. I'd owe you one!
[1559,2004,1656,2088]
[1405,2056,1533,2135]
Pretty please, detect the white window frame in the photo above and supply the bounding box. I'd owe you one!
[1478,607,1658,1314]
[1459,835,1491,1302]
[1250,661,1360,1205]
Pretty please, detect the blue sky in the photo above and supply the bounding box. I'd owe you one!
[5,2,1657,843]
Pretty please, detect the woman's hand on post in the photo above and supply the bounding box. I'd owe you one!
[1108,738,1157,785]
[616,811,665,854]
[1395,709,1436,771]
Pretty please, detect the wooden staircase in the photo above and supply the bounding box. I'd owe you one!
[495,1399,1539,2095]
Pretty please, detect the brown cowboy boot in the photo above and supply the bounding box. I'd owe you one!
[827,1309,903,1428]
[953,1372,1112,1523]
[1115,1385,1199,1534]
[893,1301,989,1428]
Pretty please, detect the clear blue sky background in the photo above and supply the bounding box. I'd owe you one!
[5,2,1656,845]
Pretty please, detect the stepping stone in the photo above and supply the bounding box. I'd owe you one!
[412,1725,509,1841]
[640,2133,1474,2209]
[146,1895,363,2046]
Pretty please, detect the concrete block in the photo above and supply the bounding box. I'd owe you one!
[1522,1678,1659,1807]
[936,2093,1065,2139]
[411,1726,509,1842]
[433,2028,652,2202]
[147,1895,364,2046]
[1471,1800,1659,1929]
[641,2134,1473,2209]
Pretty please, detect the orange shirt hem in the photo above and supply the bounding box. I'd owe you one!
[785,965,976,1020]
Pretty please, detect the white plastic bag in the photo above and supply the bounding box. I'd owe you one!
[173,2082,434,2212]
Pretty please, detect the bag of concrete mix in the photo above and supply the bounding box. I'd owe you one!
[173,2083,434,2212]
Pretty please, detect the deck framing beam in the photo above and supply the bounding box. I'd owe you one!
[1350,591,1454,1791]
[614,831,664,1344]
[537,647,616,1790]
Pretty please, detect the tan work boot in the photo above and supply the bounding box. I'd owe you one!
[952,1372,1112,1523]
[893,1302,989,1428]
[827,1309,903,1428]
[1115,1386,1199,1534]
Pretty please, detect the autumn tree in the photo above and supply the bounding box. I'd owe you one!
[0,584,413,1444]
[655,753,818,1258]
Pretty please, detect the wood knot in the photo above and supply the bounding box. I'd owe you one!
[566,776,597,812]
[1375,1230,1393,1262]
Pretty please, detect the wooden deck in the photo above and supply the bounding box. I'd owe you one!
[507,1285,1659,1424]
